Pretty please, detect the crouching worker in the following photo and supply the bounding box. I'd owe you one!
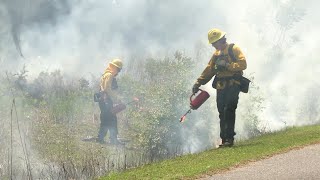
[192,28,247,147]
[96,58,124,145]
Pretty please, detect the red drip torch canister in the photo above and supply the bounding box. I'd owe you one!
[111,103,127,114]
[190,89,210,110]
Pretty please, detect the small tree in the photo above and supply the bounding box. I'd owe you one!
[119,51,195,159]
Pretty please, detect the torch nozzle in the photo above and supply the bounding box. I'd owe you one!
[126,97,140,105]
[179,109,191,123]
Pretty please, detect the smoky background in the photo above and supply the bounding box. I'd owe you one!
[0,0,319,179]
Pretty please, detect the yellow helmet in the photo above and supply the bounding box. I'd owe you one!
[109,59,123,69]
[208,28,226,44]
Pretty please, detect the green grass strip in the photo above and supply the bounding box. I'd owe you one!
[100,125,320,180]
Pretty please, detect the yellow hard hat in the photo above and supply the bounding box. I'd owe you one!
[208,28,226,44]
[109,59,123,69]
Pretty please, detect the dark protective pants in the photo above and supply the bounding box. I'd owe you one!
[216,83,240,142]
[97,99,118,142]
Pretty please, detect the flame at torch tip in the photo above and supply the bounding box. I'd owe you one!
[180,115,186,122]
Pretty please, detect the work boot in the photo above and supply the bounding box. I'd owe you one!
[110,139,125,145]
[96,138,106,144]
[219,139,234,148]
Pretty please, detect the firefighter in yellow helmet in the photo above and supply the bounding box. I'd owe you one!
[192,28,247,147]
[97,58,124,145]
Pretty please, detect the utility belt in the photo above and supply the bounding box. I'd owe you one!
[94,91,113,103]
[212,74,250,93]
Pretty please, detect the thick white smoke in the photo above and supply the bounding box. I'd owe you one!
[1,0,319,154]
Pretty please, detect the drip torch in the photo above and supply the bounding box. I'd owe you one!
[180,89,210,122]
[111,97,139,114]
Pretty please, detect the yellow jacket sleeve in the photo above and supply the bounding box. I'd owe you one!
[195,55,217,86]
[226,44,247,71]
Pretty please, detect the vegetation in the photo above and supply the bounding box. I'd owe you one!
[0,1,316,180]
[1,47,315,179]
[0,52,219,179]
[120,52,195,158]
[0,50,315,179]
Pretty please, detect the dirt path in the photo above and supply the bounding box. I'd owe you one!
[200,143,320,180]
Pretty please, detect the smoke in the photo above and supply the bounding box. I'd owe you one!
[0,0,319,156]
[245,0,320,130]
[1,0,223,78]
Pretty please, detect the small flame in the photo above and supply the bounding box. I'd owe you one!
[133,97,139,101]
[180,115,186,122]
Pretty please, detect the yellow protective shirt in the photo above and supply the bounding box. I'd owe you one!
[195,43,247,89]
[100,69,118,101]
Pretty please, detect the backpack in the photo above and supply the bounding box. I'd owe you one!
[228,43,251,93]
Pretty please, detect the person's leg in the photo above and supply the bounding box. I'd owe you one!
[109,115,123,145]
[97,125,108,143]
[224,84,240,144]
[217,89,227,143]
[109,128,117,143]
[97,101,110,143]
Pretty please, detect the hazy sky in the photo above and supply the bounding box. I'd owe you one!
[1,0,319,132]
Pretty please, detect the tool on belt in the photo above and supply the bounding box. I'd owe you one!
[179,89,210,122]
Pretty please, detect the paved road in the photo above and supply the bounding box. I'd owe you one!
[201,143,320,180]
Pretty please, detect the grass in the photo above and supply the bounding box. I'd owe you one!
[100,125,320,180]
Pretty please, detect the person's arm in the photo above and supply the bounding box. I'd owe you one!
[100,73,120,102]
[195,56,217,87]
[227,45,247,71]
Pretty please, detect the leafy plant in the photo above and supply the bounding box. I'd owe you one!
[120,51,195,158]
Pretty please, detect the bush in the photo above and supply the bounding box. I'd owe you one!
[119,51,195,159]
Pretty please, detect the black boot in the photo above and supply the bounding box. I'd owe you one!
[97,138,106,144]
[110,138,125,145]
[219,139,234,148]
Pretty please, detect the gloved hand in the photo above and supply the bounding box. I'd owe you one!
[192,84,200,94]
[215,60,229,67]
